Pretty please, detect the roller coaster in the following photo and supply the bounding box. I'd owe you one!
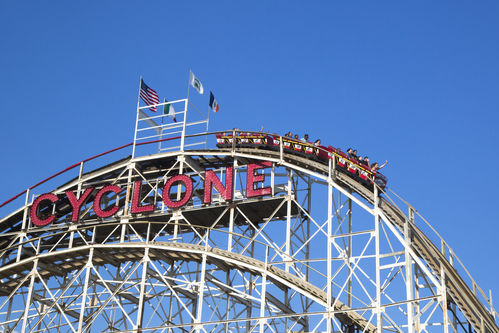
[0,98,496,333]
[215,131,388,191]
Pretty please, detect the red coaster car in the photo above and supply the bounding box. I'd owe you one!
[215,134,233,148]
[316,145,329,160]
[337,152,349,169]
[358,164,371,181]
[374,172,388,190]
[347,158,359,175]
[237,133,251,147]
[215,132,389,193]
[239,133,269,148]
[293,141,303,153]
[326,146,336,162]
[216,133,224,145]
[304,144,315,155]
[252,135,266,146]
[282,138,292,150]
[271,135,280,149]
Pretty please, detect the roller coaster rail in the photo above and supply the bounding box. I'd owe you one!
[0,127,496,304]
[0,122,497,333]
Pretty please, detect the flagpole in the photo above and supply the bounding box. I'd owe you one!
[181,70,192,152]
[205,104,211,149]
[137,76,142,110]
[159,103,164,154]
[133,76,143,158]
[186,70,192,102]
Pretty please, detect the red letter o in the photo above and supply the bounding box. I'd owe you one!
[162,175,193,208]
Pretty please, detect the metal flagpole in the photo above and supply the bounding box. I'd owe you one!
[187,70,192,101]
[133,77,143,158]
[137,76,143,107]
[205,104,211,148]
[158,113,164,154]
[181,71,192,152]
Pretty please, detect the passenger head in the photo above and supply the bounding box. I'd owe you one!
[304,134,309,140]
[347,148,352,154]
[314,139,321,146]
[371,162,378,170]
[352,150,357,156]
[294,134,299,139]
[364,156,369,161]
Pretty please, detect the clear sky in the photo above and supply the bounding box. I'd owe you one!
[1,1,498,308]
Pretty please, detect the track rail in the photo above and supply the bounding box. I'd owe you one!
[229,148,498,333]
[0,241,378,332]
[0,145,496,332]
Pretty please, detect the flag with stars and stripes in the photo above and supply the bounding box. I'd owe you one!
[139,78,160,112]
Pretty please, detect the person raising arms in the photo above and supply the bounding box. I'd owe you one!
[371,160,387,173]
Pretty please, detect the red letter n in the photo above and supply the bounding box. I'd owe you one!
[203,167,234,204]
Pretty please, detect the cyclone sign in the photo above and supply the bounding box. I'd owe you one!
[30,161,272,228]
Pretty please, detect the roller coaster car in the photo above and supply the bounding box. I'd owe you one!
[217,133,274,149]
[304,144,316,156]
[268,135,280,150]
[358,163,371,181]
[347,158,359,174]
[282,138,292,150]
[374,172,388,190]
[216,133,233,148]
[215,133,388,191]
[336,152,349,168]
[237,133,269,148]
[281,137,316,159]
[317,145,329,160]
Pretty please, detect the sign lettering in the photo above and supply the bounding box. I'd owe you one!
[30,162,271,227]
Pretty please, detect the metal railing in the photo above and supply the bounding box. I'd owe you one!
[0,128,496,324]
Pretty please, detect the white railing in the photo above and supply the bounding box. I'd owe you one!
[0,128,496,324]
[133,98,209,157]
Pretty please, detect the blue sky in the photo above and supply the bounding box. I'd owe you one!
[1,1,498,306]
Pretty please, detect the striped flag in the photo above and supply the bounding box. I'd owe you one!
[209,91,219,113]
[163,98,177,122]
[140,78,160,112]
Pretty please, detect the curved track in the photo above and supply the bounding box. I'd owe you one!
[0,146,496,333]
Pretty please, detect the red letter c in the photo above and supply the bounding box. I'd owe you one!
[30,193,59,227]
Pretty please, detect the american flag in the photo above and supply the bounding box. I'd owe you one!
[140,78,160,112]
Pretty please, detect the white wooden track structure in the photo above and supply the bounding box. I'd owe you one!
[0,99,497,333]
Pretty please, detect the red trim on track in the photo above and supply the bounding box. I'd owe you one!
[1,135,214,209]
